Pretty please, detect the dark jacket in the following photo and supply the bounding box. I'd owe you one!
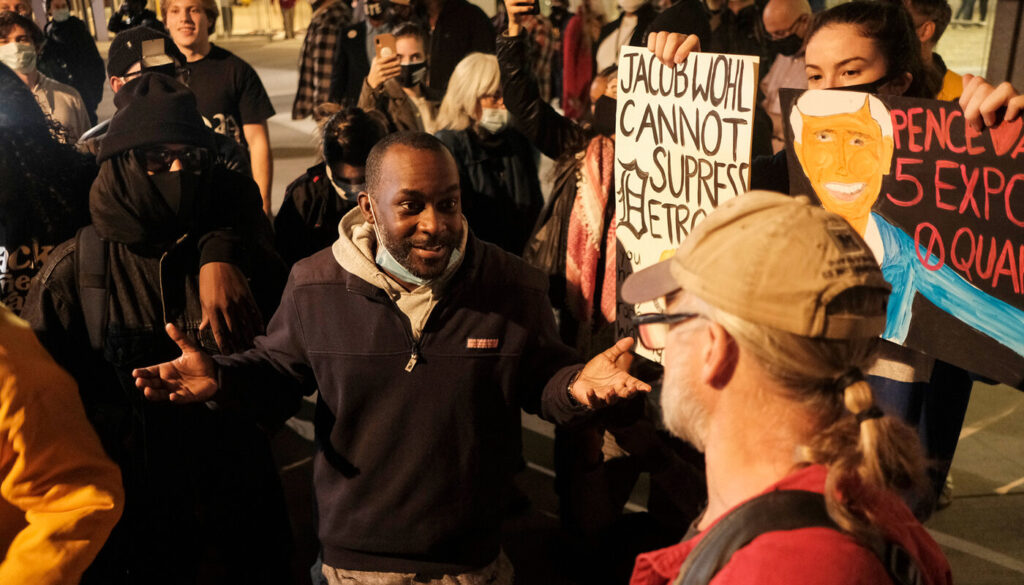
[107,7,166,34]
[22,162,290,585]
[498,31,586,161]
[596,2,658,63]
[38,16,106,125]
[274,161,357,266]
[425,0,496,92]
[707,1,770,72]
[436,127,543,254]
[328,20,372,106]
[636,0,712,49]
[498,31,616,354]
[214,230,589,574]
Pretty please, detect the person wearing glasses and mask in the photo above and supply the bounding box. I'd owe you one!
[435,53,542,255]
[759,0,811,153]
[359,21,440,133]
[80,26,279,359]
[22,73,292,585]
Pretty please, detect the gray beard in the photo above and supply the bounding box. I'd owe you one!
[660,370,710,453]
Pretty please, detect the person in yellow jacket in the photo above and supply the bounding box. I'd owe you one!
[0,301,123,585]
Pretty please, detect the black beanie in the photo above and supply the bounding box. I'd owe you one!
[98,73,215,163]
[107,26,186,78]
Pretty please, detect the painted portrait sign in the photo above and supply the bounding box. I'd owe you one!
[615,47,759,361]
[782,88,1024,386]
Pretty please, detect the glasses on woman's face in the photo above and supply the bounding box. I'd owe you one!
[632,312,701,351]
[138,145,210,174]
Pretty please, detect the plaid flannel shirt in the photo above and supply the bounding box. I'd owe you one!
[292,0,352,119]
[521,15,556,104]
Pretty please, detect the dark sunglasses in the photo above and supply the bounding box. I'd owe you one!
[632,312,701,351]
[138,145,210,173]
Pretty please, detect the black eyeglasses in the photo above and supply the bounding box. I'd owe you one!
[632,312,701,350]
[767,14,806,40]
[123,64,191,85]
[138,145,210,173]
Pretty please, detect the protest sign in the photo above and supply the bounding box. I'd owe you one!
[615,47,759,361]
[783,88,1024,386]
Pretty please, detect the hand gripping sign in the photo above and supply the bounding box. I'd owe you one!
[614,47,759,362]
[783,88,1024,386]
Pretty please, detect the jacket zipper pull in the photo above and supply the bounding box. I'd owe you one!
[405,347,419,372]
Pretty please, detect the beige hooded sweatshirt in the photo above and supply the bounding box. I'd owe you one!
[331,207,468,340]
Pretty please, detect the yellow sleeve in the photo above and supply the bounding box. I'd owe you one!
[0,309,124,585]
[935,69,964,102]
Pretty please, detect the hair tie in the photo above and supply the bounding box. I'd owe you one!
[832,368,865,392]
[855,405,884,424]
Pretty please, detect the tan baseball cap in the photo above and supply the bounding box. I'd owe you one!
[621,191,891,339]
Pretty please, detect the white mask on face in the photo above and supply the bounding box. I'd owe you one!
[618,0,646,13]
[477,107,508,134]
[0,42,36,74]
[52,8,71,22]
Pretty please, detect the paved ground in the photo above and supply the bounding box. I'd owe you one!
[93,17,1023,582]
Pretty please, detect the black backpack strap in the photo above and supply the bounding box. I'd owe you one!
[75,225,108,352]
[674,490,923,585]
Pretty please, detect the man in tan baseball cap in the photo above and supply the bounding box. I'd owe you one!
[625,192,952,585]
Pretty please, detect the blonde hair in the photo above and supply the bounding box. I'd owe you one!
[435,53,500,131]
[697,290,925,542]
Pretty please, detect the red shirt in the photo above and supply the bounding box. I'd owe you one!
[630,465,952,585]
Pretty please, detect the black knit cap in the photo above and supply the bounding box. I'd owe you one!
[107,26,186,78]
[97,73,214,163]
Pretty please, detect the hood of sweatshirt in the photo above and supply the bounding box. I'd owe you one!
[331,207,468,339]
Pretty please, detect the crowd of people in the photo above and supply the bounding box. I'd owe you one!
[1,0,1022,584]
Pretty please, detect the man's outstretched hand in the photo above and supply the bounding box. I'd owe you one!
[133,323,219,403]
[570,338,652,408]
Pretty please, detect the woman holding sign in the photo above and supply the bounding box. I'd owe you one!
[645,0,1024,519]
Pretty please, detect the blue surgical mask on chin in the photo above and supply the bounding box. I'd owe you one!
[368,199,461,288]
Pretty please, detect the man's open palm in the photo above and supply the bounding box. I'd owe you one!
[571,338,652,408]
[133,323,219,403]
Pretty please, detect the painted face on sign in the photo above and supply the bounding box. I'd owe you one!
[793,98,893,234]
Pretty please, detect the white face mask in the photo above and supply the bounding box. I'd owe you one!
[52,8,71,22]
[618,0,646,13]
[0,42,36,74]
[477,107,509,134]
[324,164,364,202]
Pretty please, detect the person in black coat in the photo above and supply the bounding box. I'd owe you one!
[38,0,106,126]
[418,0,495,93]
[275,105,388,266]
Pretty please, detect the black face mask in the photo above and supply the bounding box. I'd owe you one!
[769,34,803,57]
[149,170,200,223]
[593,95,617,137]
[827,74,895,95]
[398,62,427,88]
